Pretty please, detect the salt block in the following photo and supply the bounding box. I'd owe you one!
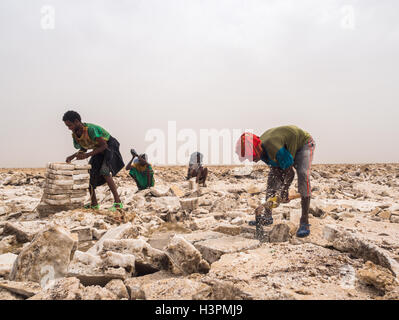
[269,223,291,243]
[73,180,89,187]
[46,173,73,180]
[46,182,72,190]
[189,178,199,190]
[213,223,242,236]
[190,217,217,230]
[391,215,399,224]
[45,188,87,195]
[105,279,129,300]
[0,253,18,277]
[67,263,128,286]
[71,196,87,204]
[38,162,91,216]
[44,198,71,206]
[150,186,170,197]
[169,185,185,197]
[178,231,225,244]
[71,227,93,242]
[246,184,262,195]
[45,188,73,195]
[73,183,89,190]
[73,170,91,175]
[71,191,88,197]
[378,211,391,220]
[47,162,75,171]
[194,236,260,264]
[180,197,199,211]
[47,168,74,176]
[73,174,90,181]
[0,280,41,298]
[3,221,48,243]
[86,223,137,255]
[73,164,92,170]
[231,166,253,177]
[46,179,74,186]
[44,194,70,201]
[37,203,81,217]
[142,278,208,300]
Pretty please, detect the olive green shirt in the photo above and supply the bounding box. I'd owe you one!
[260,125,311,163]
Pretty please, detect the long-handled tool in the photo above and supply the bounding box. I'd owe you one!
[254,193,301,240]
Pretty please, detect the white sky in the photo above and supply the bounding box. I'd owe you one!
[0,0,398,167]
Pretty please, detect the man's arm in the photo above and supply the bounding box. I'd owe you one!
[146,167,151,189]
[125,157,135,170]
[66,148,87,163]
[76,138,107,160]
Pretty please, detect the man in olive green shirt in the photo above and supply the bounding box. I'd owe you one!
[236,125,316,238]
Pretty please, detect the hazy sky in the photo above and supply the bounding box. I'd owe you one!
[0,0,398,167]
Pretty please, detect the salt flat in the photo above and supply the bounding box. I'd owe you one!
[0,164,398,300]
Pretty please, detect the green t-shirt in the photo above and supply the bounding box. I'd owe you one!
[260,125,311,162]
[129,162,155,190]
[73,123,111,150]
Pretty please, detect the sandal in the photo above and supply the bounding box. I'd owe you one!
[84,204,100,210]
[109,203,124,212]
[296,223,311,238]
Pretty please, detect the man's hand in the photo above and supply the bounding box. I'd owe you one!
[130,149,138,157]
[66,155,75,163]
[76,152,89,160]
[254,205,264,216]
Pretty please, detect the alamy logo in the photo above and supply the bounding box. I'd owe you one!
[41,5,55,30]
[339,264,356,289]
[40,265,56,289]
[144,121,254,165]
[341,5,356,30]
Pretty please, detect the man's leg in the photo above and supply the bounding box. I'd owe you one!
[280,167,295,203]
[294,138,315,237]
[202,167,208,186]
[198,167,208,186]
[252,167,284,239]
[264,167,284,219]
[100,160,121,205]
[250,167,283,226]
[300,196,310,225]
[105,175,121,204]
[188,169,199,183]
[89,185,98,206]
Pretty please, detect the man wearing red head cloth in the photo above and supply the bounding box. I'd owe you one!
[236,125,316,238]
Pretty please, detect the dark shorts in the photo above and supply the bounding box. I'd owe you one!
[89,136,124,189]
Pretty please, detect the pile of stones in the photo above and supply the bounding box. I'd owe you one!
[37,162,91,217]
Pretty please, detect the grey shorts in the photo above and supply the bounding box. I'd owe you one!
[294,138,316,197]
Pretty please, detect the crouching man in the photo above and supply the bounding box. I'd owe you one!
[236,125,316,238]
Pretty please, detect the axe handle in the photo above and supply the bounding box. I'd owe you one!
[288,193,301,200]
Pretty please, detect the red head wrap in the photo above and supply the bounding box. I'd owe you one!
[235,132,262,161]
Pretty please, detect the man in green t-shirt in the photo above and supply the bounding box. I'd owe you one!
[63,110,124,211]
[236,125,316,238]
[125,149,155,190]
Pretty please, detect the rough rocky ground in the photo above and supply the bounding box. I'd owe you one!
[0,163,398,300]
